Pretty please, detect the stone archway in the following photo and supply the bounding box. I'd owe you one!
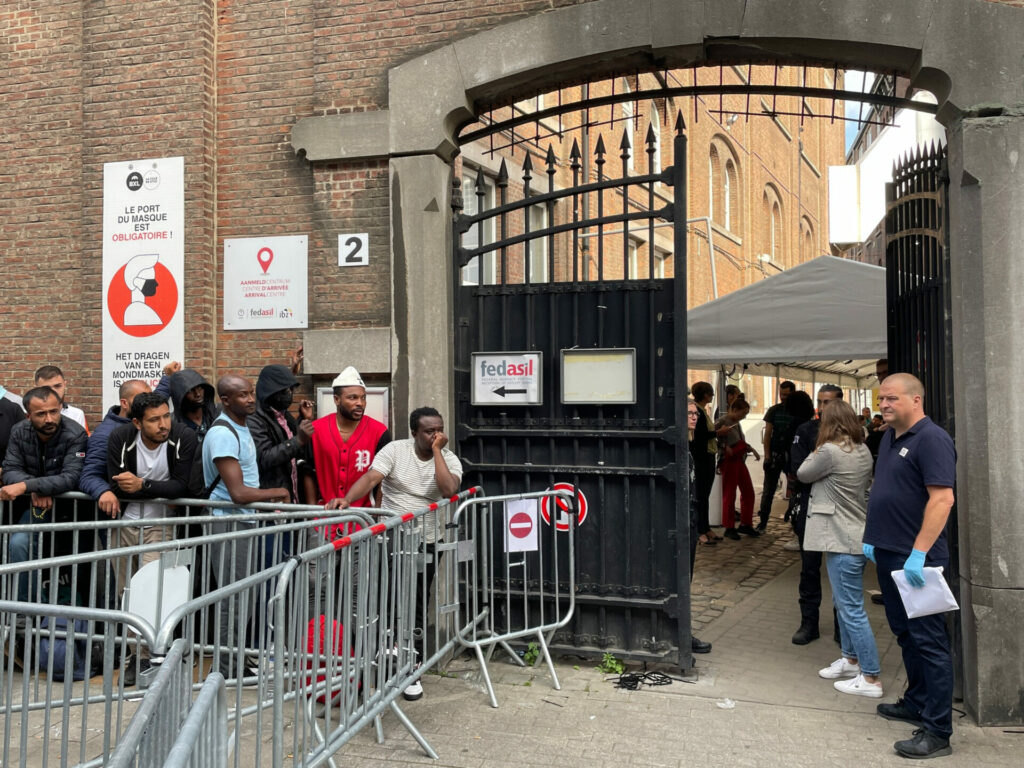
[293,0,1024,725]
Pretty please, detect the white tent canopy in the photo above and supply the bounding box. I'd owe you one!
[686,255,886,388]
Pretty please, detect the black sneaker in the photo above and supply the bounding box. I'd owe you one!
[723,528,741,540]
[894,728,951,759]
[122,656,150,687]
[755,521,767,532]
[877,699,924,727]
[736,524,761,537]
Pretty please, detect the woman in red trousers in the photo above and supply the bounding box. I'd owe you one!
[714,397,761,540]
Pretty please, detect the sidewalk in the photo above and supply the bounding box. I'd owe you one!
[341,511,1020,767]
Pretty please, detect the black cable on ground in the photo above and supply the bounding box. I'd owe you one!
[611,670,691,690]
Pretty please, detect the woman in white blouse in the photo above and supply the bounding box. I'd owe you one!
[798,399,881,698]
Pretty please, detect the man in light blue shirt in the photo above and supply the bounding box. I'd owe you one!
[202,374,289,681]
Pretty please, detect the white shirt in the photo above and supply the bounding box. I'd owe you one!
[123,440,170,520]
[62,404,88,430]
[371,439,463,543]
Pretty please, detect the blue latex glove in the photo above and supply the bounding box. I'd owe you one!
[903,549,927,588]
[862,543,875,563]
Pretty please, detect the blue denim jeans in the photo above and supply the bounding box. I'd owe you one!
[826,552,881,676]
[8,508,39,603]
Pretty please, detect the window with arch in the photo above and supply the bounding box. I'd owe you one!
[762,185,783,267]
[709,137,741,233]
[800,216,815,264]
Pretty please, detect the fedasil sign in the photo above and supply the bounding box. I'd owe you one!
[471,352,543,406]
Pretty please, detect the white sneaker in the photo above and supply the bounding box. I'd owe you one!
[819,657,860,679]
[783,539,801,551]
[833,673,883,698]
[403,679,423,701]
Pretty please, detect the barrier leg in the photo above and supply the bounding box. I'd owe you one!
[387,700,438,759]
[473,644,500,709]
[374,715,385,744]
[535,629,561,691]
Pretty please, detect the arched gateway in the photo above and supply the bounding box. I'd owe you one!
[293,0,1024,725]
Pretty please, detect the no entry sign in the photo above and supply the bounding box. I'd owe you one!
[505,500,538,553]
[541,483,588,531]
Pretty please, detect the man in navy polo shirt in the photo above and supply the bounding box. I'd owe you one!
[863,373,956,760]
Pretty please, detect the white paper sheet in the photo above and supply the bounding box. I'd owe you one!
[891,566,959,618]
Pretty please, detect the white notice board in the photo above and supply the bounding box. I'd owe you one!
[560,348,636,404]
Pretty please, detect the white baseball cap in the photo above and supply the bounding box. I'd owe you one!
[332,366,365,388]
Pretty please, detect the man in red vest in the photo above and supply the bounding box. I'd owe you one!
[306,366,390,531]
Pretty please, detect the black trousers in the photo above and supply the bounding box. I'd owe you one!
[758,457,785,522]
[793,498,822,622]
[692,456,716,535]
[875,547,953,738]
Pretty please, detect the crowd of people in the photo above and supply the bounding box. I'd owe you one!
[0,354,961,756]
[687,359,957,760]
[0,355,461,701]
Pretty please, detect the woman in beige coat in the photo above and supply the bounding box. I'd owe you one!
[798,399,881,698]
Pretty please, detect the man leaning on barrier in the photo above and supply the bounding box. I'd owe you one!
[104,391,198,685]
[202,374,290,682]
[1,387,87,608]
[327,406,462,702]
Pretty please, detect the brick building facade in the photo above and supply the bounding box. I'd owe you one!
[1,1,842,424]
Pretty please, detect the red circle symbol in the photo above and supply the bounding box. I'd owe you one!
[106,262,178,337]
[508,511,534,539]
[541,483,588,531]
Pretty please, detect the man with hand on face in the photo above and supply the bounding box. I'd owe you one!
[1,387,87,603]
[202,374,290,681]
[307,367,390,518]
[104,392,197,684]
[863,373,956,760]
[327,406,461,701]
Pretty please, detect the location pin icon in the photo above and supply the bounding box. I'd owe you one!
[257,247,274,274]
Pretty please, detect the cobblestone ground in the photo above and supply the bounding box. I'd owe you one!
[691,510,801,633]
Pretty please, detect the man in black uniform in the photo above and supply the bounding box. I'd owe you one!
[789,384,843,645]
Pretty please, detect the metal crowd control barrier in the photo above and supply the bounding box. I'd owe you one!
[162,671,228,768]
[270,487,482,768]
[3,486,581,766]
[106,638,191,768]
[0,493,369,768]
[449,489,576,708]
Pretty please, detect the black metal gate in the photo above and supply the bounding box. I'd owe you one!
[452,122,692,666]
[884,141,961,690]
[885,142,953,432]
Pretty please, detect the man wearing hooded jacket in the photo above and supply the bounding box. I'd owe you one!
[168,368,219,445]
[248,364,314,504]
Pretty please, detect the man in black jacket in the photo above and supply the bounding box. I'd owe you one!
[167,368,219,444]
[248,364,313,504]
[0,395,26,526]
[104,391,197,683]
[1,387,87,603]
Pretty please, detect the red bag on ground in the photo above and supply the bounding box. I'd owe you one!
[305,615,350,703]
